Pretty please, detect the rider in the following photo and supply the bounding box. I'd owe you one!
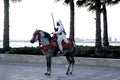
[52,20,68,54]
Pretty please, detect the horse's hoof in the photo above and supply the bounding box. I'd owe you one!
[44,73,51,76]
[47,73,51,76]
[66,72,72,75]
[44,73,48,75]
[70,72,72,75]
[66,72,69,75]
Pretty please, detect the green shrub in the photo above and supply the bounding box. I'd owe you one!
[9,47,43,55]
[1,46,120,59]
[75,46,120,59]
[0,48,2,53]
[75,46,95,57]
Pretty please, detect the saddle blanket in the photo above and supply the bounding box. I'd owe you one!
[41,38,74,54]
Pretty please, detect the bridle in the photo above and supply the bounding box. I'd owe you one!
[33,30,41,46]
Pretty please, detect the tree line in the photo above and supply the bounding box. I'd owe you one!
[2,0,120,53]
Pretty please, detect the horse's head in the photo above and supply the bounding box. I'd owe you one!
[30,29,53,47]
[30,30,40,44]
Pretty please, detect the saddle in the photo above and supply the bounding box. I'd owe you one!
[41,34,74,55]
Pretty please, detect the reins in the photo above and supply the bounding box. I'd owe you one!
[33,30,41,47]
[38,33,41,46]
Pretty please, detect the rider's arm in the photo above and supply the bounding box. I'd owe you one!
[53,26,62,35]
[54,27,58,31]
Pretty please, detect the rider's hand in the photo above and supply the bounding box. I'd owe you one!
[51,32,54,34]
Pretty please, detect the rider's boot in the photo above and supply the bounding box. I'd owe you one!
[58,45,63,54]
[58,50,63,54]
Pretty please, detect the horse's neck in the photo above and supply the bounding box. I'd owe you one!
[39,31,52,46]
[39,31,45,37]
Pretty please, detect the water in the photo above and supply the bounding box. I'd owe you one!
[0,40,38,48]
[76,42,120,46]
[0,41,120,48]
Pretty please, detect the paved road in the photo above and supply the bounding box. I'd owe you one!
[0,62,120,80]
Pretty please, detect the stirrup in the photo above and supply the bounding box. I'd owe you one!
[58,51,63,54]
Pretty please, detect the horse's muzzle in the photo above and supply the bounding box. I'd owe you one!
[30,40,34,43]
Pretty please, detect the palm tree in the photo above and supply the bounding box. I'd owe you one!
[76,0,102,53]
[102,2,109,47]
[3,0,21,52]
[55,0,75,41]
[3,0,10,52]
[102,0,120,47]
[69,0,75,42]
[95,0,102,53]
[77,0,120,48]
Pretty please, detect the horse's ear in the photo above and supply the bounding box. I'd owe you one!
[36,29,37,31]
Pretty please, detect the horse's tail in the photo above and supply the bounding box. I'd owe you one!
[72,42,77,55]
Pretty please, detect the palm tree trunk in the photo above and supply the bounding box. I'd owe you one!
[103,4,109,47]
[95,0,102,53]
[69,0,75,42]
[3,0,10,52]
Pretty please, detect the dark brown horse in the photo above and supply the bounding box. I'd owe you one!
[30,30,76,76]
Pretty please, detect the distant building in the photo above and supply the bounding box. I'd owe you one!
[115,38,117,42]
[108,36,112,41]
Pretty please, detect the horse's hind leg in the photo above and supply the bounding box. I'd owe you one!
[69,46,75,74]
[65,53,75,75]
[65,55,70,75]
[69,54,75,74]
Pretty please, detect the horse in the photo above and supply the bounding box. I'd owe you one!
[30,30,76,76]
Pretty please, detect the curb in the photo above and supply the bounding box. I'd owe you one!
[0,54,120,67]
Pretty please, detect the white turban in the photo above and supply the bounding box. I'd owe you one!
[57,20,62,25]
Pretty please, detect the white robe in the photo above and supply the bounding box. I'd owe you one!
[53,22,68,51]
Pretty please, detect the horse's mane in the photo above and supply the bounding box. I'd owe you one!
[40,30,53,43]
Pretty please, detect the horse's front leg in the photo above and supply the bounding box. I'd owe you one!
[45,51,52,75]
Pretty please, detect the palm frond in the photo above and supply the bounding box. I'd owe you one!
[107,0,120,5]
[64,0,70,4]
[87,5,96,12]
[76,0,87,7]
[55,0,62,1]
[11,0,22,3]
[55,0,70,5]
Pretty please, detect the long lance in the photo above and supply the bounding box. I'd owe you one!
[51,13,56,29]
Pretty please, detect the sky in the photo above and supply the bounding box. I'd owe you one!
[0,0,120,41]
